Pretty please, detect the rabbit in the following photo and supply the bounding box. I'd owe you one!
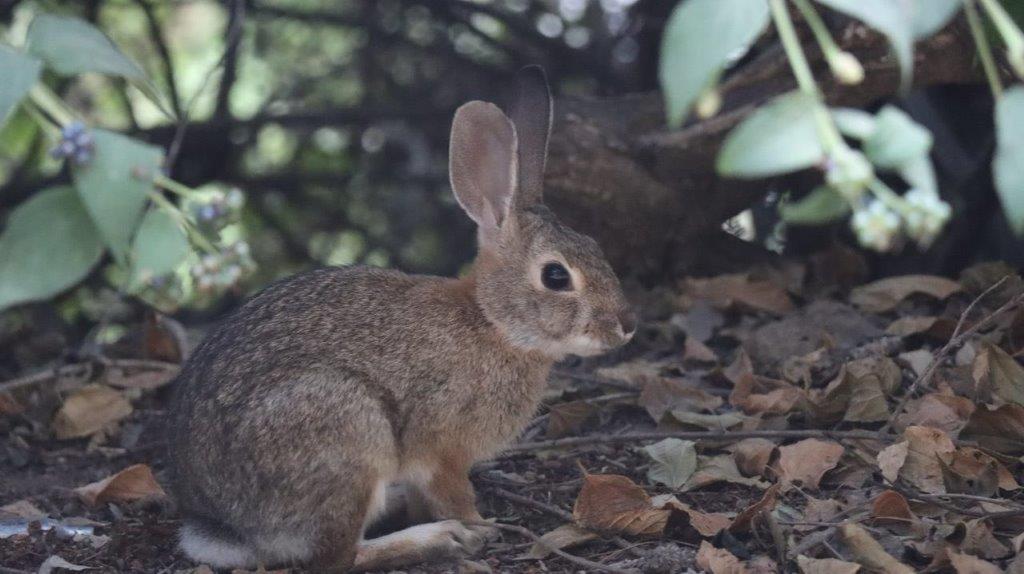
[168,66,637,573]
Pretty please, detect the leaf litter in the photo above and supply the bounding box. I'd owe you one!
[2,259,1024,572]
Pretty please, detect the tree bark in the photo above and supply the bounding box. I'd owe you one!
[543,20,992,279]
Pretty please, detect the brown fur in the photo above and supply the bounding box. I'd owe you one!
[168,67,633,572]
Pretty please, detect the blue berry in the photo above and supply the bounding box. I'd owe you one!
[50,121,95,166]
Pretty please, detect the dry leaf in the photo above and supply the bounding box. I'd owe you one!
[948,550,1002,574]
[801,498,844,531]
[0,499,46,520]
[941,447,1018,495]
[730,373,804,416]
[878,426,956,494]
[74,464,166,507]
[731,438,777,477]
[0,392,24,415]
[683,273,795,315]
[781,346,829,385]
[595,359,663,387]
[638,377,722,422]
[730,484,781,533]
[547,400,599,438]
[572,474,669,536]
[870,490,916,525]
[654,495,732,538]
[846,356,901,393]
[103,367,178,390]
[684,337,718,363]
[526,524,597,559]
[776,439,844,489]
[972,341,1024,407]
[895,393,974,434]
[885,316,955,339]
[677,300,725,342]
[840,522,915,574]
[665,409,748,431]
[51,384,133,440]
[796,555,861,574]
[686,455,768,491]
[898,349,935,378]
[37,555,91,574]
[961,404,1024,455]
[954,519,1011,560]
[643,438,697,489]
[697,540,749,574]
[850,275,963,313]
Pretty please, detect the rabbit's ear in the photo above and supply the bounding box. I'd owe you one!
[449,101,518,236]
[509,65,552,208]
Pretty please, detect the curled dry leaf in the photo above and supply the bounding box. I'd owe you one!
[653,494,732,538]
[941,447,1018,495]
[681,273,795,315]
[801,498,844,531]
[731,438,777,477]
[546,400,599,439]
[684,336,718,363]
[953,519,1011,560]
[885,316,956,340]
[74,463,166,507]
[850,275,963,313]
[664,409,749,431]
[870,490,916,525]
[643,438,697,489]
[972,341,1024,407]
[895,393,974,435]
[638,376,722,423]
[594,359,664,387]
[51,384,133,440]
[696,540,749,574]
[796,555,861,574]
[572,473,669,536]
[729,373,804,416]
[877,426,956,494]
[526,523,597,559]
[947,550,1002,574]
[839,522,915,574]
[775,439,844,490]
[685,454,768,491]
[960,404,1024,455]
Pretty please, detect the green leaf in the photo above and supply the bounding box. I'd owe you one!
[899,155,938,195]
[994,86,1024,236]
[643,438,698,489]
[909,0,962,39]
[717,91,824,178]
[863,106,932,169]
[659,0,770,127]
[813,0,914,89]
[26,14,167,115]
[831,108,875,140]
[71,129,163,262]
[0,46,42,130]
[0,186,104,310]
[129,208,189,288]
[780,186,850,225]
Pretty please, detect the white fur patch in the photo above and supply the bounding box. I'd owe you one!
[361,521,457,551]
[180,523,257,569]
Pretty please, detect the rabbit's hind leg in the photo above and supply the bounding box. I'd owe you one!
[351,520,486,572]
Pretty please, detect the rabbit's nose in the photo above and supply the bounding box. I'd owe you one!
[618,309,638,338]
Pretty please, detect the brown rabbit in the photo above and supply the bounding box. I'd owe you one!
[168,66,636,572]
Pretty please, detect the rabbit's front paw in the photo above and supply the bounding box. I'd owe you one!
[431,519,486,557]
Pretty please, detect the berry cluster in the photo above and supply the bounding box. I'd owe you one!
[190,188,245,234]
[49,122,95,165]
[190,241,256,294]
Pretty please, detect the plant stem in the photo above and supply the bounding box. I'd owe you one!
[153,172,197,198]
[768,0,844,151]
[792,0,841,61]
[868,178,910,214]
[965,0,1005,98]
[977,0,1024,76]
[148,190,217,254]
[28,85,77,127]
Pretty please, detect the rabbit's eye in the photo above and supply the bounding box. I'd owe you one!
[541,262,573,291]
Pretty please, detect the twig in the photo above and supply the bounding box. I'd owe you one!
[464,519,640,574]
[135,0,182,119]
[503,429,892,455]
[890,482,1024,519]
[881,276,1024,433]
[0,567,33,574]
[164,0,246,172]
[0,363,92,394]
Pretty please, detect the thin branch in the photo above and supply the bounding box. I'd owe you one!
[503,429,893,456]
[463,519,640,574]
[135,0,182,118]
[881,276,1024,433]
[487,487,572,521]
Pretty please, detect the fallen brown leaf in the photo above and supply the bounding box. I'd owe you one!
[638,376,722,423]
[877,426,956,494]
[697,540,749,574]
[51,384,133,440]
[802,498,844,530]
[0,392,24,415]
[571,473,668,536]
[840,522,915,574]
[731,438,777,478]
[686,454,769,491]
[850,275,963,313]
[546,400,599,439]
[870,490,916,525]
[730,484,781,533]
[526,523,597,559]
[960,404,1024,455]
[684,337,718,363]
[682,273,795,315]
[972,341,1024,407]
[898,349,935,378]
[895,393,974,435]
[796,555,861,574]
[103,367,178,390]
[776,439,844,489]
[730,373,804,416]
[0,499,46,520]
[654,494,732,538]
[953,519,1011,560]
[947,550,1002,574]
[941,447,1018,495]
[74,463,166,507]
[885,316,956,340]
